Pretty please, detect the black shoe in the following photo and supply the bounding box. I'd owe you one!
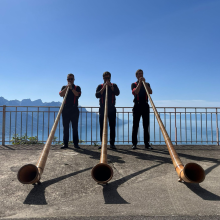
[145,144,153,150]
[132,145,137,149]
[98,146,101,150]
[110,144,117,150]
[60,145,68,149]
[74,145,80,149]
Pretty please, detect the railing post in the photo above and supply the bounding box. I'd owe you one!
[217,128,219,146]
[2,105,6,146]
[175,108,177,145]
[48,107,50,138]
[175,127,177,146]
[149,108,150,144]
[216,108,219,146]
[91,108,92,145]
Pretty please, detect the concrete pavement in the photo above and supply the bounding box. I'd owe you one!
[0,144,220,219]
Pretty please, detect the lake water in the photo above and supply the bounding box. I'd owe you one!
[1,119,219,145]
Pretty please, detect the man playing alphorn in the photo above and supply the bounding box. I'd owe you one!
[131,69,153,150]
[95,71,120,150]
[59,73,81,149]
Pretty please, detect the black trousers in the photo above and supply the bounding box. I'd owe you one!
[99,106,116,145]
[132,103,150,145]
[62,106,79,146]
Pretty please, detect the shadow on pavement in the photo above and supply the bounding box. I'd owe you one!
[0,145,15,150]
[144,148,220,176]
[116,148,172,164]
[184,183,220,201]
[23,167,92,205]
[71,147,126,164]
[116,148,220,201]
[71,147,164,204]
[102,163,162,204]
[22,146,220,205]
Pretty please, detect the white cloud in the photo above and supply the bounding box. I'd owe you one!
[153,100,220,108]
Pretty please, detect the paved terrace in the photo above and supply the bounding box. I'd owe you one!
[0,144,220,220]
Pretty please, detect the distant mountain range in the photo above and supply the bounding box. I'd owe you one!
[0,97,62,107]
[0,97,126,142]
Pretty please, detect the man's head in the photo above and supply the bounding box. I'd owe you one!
[136,69,143,79]
[67,73,74,85]
[103,71,111,83]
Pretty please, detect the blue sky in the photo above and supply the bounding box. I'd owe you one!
[1,0,220,107]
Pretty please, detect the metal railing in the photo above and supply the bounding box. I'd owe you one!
[0,105,219,145]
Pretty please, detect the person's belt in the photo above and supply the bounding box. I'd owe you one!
[100,104,115,108]
[64,104,77,108]
[135,101,149,105]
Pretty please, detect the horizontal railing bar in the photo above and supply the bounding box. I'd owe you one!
[1,105,219,146]
[1,105,220,109]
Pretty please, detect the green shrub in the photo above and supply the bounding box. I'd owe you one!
[11,134,43,145]
[11,134,85,145]
[93,141,100,146]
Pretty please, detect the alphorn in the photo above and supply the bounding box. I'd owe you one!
[91,84,113,184]
[143,82,205,183]
[17,87,70,184]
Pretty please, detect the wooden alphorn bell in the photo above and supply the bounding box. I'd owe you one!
[17,87,70,184]
[91,84,113,184]
[142,82,205,183]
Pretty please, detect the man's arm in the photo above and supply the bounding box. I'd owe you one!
[112,83,120,96]
[145,83,152,94]
[59,83,74,97]
[100,83,107,95]
[96,85,102,98]
[133,78,142,95]
[71,86,81,97]
[59,86,68,97]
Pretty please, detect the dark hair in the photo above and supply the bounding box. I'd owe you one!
[103,71,111,78]
[135,69,143,76]
[67,73,74,79]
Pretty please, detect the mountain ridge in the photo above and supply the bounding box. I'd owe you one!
[0,97,62,107]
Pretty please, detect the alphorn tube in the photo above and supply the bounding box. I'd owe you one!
[17,87,70,184]
[91,85,113,184]
[143,83,205,183]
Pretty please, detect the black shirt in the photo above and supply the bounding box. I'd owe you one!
[131,81,151,104]
[95,83,120,107]
[60,84,81,107]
